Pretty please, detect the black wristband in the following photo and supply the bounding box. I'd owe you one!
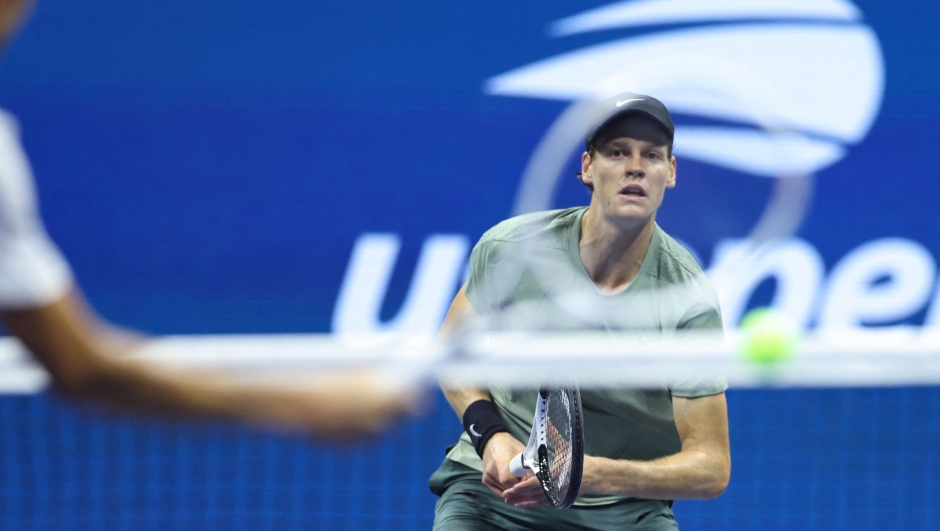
[462,400,510,458]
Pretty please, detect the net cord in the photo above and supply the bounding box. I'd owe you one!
[3,327,940,393]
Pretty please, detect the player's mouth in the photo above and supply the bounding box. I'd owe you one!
[619,184,647,198]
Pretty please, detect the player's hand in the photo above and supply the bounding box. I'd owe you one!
[501,473,549,507]
[262,368,426,442]
[481,432,526,497]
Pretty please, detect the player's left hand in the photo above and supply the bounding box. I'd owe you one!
[500,473,550,508]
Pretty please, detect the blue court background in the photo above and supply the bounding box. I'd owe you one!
[0,0,938,528]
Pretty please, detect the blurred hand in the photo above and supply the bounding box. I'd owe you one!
[296,368,426,442]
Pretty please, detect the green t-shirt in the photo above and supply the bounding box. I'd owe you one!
[444,207,726,507]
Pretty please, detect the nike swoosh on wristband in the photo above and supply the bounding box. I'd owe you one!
[616,98,643,107]
[469,423,482,437]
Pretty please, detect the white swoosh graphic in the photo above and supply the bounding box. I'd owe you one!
[551,0,860,36]
[674,126,844,177]
[486,24,883,143]
[616,98,643,106]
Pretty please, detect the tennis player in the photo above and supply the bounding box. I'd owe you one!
[431,93,731,529]
[0,0,418,441]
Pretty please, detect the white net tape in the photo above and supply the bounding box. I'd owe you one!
[3,327,940,394]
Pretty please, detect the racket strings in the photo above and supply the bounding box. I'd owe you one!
[543,389,577,503]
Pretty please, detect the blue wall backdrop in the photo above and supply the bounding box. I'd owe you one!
[0,0,938,528]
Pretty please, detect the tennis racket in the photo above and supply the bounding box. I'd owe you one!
[508,382,584,508]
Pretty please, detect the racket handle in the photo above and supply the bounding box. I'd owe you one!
[509,452,528,478]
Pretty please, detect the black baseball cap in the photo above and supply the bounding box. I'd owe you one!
[583,92,675,150]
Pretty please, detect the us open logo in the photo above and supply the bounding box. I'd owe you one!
[487,0,885,219]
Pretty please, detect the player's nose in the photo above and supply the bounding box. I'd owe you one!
[626,155,645,178]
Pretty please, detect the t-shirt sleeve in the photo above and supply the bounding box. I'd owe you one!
[464,238,517,316]
[670,296,728,398]
[463,240,492,314]
[0,112,73,310]
[679,305,722,331]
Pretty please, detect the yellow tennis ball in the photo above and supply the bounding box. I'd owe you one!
[738,308,799,364]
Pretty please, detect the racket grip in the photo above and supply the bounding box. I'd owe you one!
[509,452,527,478]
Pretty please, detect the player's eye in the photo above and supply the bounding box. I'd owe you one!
[608,148,623,157]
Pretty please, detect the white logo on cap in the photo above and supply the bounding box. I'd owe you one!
[616,98,643,106]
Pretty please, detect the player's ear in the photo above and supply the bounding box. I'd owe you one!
[666,155,676,189]
[580,151,594,187]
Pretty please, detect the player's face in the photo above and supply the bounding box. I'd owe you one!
[580,118,676,226]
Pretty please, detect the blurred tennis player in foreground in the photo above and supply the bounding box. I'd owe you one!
[431,94,731,529]
[0,0,418,441]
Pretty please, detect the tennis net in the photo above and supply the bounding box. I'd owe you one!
[0,329,938,530]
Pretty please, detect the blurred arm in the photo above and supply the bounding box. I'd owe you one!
[1,289,420,441]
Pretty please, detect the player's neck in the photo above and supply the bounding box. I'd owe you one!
[578,208,656,294]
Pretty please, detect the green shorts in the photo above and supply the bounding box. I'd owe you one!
[430,459,679,531]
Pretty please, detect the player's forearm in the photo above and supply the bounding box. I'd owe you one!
[83,362,350,433]
[3,292,416,439]
[580,446,730,500]
[90,357,417,436]
[441,385,491,418]
[76,357,268,423]
[438,288,492,418]
[2,292,295,425]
